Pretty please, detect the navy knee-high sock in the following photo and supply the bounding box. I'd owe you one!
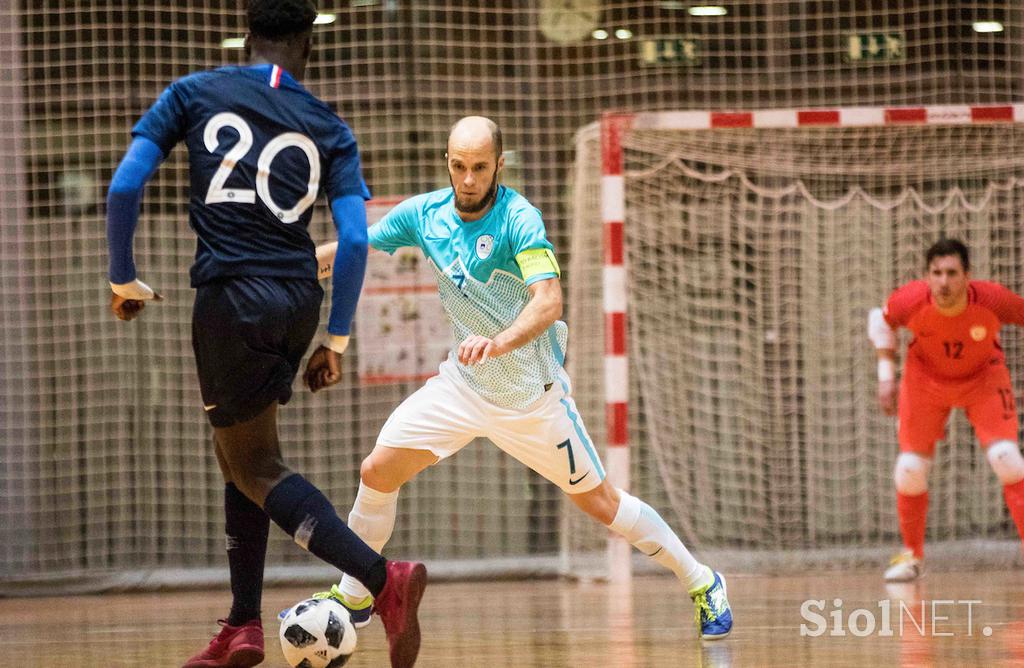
[224,482,270,626]
[264,473,388,597]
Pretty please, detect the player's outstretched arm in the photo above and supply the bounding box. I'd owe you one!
[305,195,368,392]
[868,306,898,415]
[324,194,369,344]
[875,348,898,416]
[459,277,563,365]
[107,136,164,321]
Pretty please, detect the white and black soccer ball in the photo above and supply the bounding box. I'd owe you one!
[278,597,357,668]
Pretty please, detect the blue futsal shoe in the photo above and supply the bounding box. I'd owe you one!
[278,584,374,629]
[688,570,733,640]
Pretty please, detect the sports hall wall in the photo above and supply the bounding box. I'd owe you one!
[1,1,1022,588]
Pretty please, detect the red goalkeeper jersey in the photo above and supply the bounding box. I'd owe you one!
[884,280,1024,381]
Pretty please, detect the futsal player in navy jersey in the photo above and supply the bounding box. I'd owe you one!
[104,2,424,666]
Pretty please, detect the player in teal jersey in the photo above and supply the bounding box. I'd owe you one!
[303,116,733,640]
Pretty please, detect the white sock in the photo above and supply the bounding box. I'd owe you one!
[608,489,713,591]
[338,482,400,603]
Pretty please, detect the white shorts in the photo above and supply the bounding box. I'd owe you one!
[377,358,606,494]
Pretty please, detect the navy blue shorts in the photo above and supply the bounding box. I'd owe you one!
[192,276,322,428]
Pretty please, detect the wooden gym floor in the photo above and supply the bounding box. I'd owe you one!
[1,571,1022,667]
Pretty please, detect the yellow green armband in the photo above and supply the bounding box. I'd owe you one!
[515,248,561,281]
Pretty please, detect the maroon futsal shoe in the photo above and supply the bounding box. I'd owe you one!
[182,618,264,668]
[373,560,428,668]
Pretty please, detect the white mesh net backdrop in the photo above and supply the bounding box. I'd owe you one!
[2,1,1023,590]
[569,119,1024,571]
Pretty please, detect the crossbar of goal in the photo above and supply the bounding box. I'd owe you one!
[598,103,1024,580]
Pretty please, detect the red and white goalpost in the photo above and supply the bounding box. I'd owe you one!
[581,104,1024,577]
[600,113,635,579]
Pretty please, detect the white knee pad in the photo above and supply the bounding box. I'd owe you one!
[894,453,931,496]
[986,440,1024,485]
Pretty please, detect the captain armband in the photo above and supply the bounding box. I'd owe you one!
[867,307,895,350]
[515,248,560,282]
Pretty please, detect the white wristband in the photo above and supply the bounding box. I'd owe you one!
[324,334,350,354]
[878,358,896,383]
[316,241,338,281]
[110,278,156,300]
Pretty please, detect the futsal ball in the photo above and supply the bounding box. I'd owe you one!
[278,597,357,668]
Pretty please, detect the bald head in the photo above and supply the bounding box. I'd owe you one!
[448,116,503,159]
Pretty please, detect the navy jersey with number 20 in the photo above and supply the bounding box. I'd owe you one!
[132,63,370,287]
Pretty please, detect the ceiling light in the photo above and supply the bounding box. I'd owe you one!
[314,13,337,25]
[592,29,609,40]
[221,37,246,49]
[688,6,728,16]
[615,29,633,40]
[972,21,1004,33]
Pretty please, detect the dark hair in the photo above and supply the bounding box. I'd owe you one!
[925,237,970,271]
[247,0,317,41]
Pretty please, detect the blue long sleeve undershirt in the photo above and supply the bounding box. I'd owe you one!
[327,194,369,336]
[106,136,164,284]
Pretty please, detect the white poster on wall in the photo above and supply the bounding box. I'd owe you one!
[356,197,451,384]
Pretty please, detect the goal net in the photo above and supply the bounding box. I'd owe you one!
[566,108,1024,572]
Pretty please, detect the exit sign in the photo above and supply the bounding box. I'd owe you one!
[640,37,701,67]
[844,32,905,62]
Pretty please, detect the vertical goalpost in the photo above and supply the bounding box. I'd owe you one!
[598,104,1024,577]
[601,114,636,581]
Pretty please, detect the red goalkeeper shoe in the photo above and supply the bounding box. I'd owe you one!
[182,618,264,668]
[373,560,427,668]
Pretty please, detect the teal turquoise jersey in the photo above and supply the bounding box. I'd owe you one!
[369,186,568,408]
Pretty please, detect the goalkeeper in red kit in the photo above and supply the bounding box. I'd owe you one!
[868,238,1024,581]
